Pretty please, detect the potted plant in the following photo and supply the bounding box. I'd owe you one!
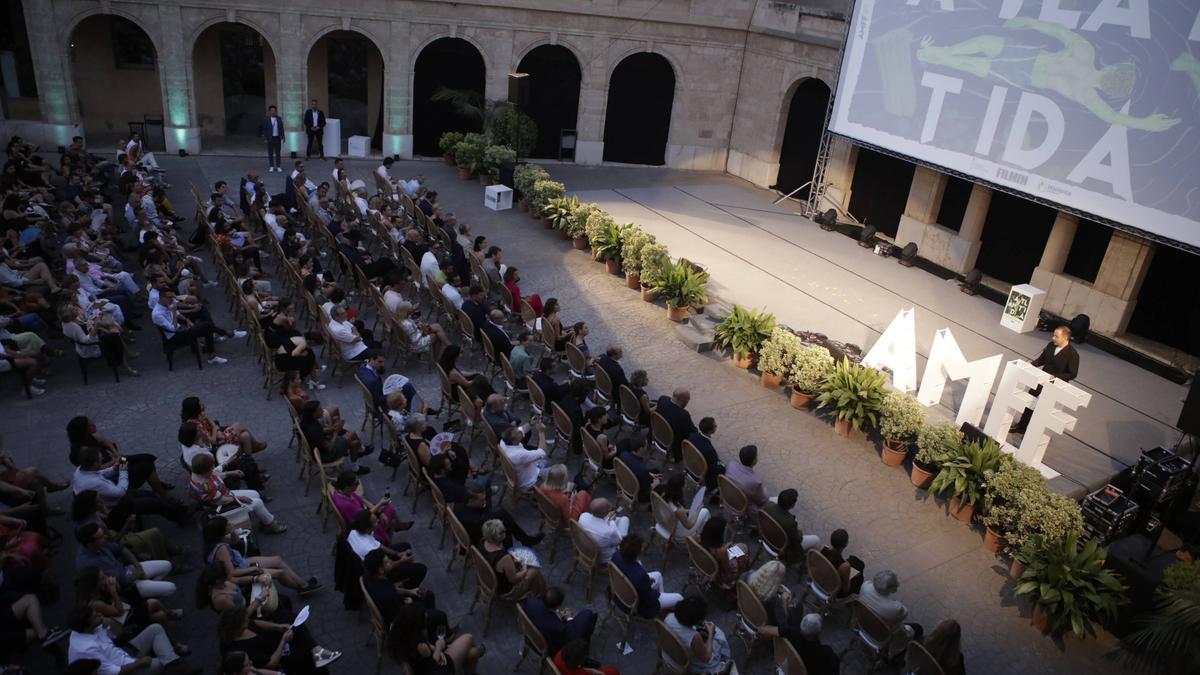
[912,422,963,489]
[452,133,487,179]
[566,202,599,246]
[513,164,549,210]
[713,305,776,369]
[582,210,615,254]
[529,179,565,224]
[544,195,578,232]
[929,438,1002,522]
[482,144,515,186]
[1015,535,1126,638]
[1011,491,1084,569]
[639,242,670,302]
[620,227,653,289]
[1123,560,1200,672]
[786,345,834,409]
[591,221,628,275]
[758,328,803,390]
[438,131,465,165]
[980,457,1044,553]
[652,258,709,322]
[816,358,888,437]
[878,391,926,467]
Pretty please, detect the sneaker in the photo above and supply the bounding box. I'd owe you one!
[214,335,227,343]
[207,356,229,365]
[32,377,46,386]
[314,650,342,668]
[42,627,69,647]
[359,444,375,457]
[202,280,219,288]
[306,379,327,390]
[232,329,248,339]
[354,466,372,476]
[30,386,46,396]
[299,580,324,596]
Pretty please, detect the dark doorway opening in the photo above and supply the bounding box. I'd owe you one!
[775,79,831,199]
[326,33,369,138]
[975,192,1056,285]
[603,53,674,165]
[516,45,581,159]
[1127,245,1200,357]
[218,27,267,136]
[413,38,484,156]
[847,148,914,238]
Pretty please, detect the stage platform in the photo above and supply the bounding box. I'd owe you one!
[562,172,1187,498]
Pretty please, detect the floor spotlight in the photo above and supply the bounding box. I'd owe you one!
[178,149,188,157]
[858,225,877,248]
[898,242,918,267]
[1069,314,1091,344]
[814,209,838,231]
[960,269,982,295]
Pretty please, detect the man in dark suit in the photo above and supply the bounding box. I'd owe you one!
[520,587,597,657]
[616,436,656,503]
[481,309,513,359]
[452,482,543,548]
[596,345,629,402]
[655,388,696,462]
[531,357,563,409]
[429,454,468,506]
[303,99,326,160]
[339,229,397,279]
[1012,325,1080,434]
[762,489,807,566]
[259,105,285,173]
[460,286,488,339]
[362,549,424,625]
[686,416,725,492]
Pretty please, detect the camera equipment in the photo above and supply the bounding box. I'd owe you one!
[1081,484,1139,544]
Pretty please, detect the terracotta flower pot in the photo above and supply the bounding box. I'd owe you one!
[625,274,641,290]
[789,388,814,410]
[641,286,659,303]
[882,439,909,467]
[457,167,471,180]
[834,418,852,437]
[732,352,755,369]
[479,174,494,186]
[910,460,936,489]
[605,259,622,275]
[530,209,541,220]
[572,236,589,250]
[666,303,689,322]
[542,218,554,229]
[557,228,570,241]
[983,527,1007,554]
[1031,603,1061,635]
[760,371,784,390]
[443,154,456,166]
[950,496,975,523]
[517,199,527,212]
[1009,558,1026,581]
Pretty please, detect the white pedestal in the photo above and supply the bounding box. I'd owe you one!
[1001,284,1045,333]
[347,135,370,158]
[323,119,341,158]
[484,185,513,211]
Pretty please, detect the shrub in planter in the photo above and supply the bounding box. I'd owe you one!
[438,131,465,163]
[544,195,579,232]
[786,345,834,409]
[816,358,888,436]
[529,179,565,218]
[929,438,1002,522]
[483,144,516,181]
[1014,535,1126,638]
[453,135,487,176]
[639,242,671,291]
[620,227,654,287]
[1017,490,1084,551]
[979,457,1042,552]
[567,202,601,241]
[591,220,628,273]
[652,258,709,321]
[913,422,964,488]
[583,211,616,253]
[490,105,538,157]
[1124,560,1200,672]
[513,164,550,202]
[878,391,926,465]
[758,328,803,390]
[713,305,776,369]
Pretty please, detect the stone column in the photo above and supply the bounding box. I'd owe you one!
[157,5,200,154]
[896,165,947,261]
[1090,232,1155,333]
[821,136,857,211]
[574,56,608,165]
[275,12,306,156]
[956,183,992,272]
[903,165,948,223]
[383,20,412,158]
[20,0,78,147]
[1037,212,1079,275]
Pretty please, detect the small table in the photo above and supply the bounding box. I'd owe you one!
[484,184,513,211]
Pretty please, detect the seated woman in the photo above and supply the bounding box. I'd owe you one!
[298,400,371,475]
[60,304,136,377]
[553,639,619,675]
[179,422,267,492]
[542,298,573,351]
[393,300,451,359]
[503,267,542,316]
[610,534,683,618]
[403,415,471,485]
[75,566,177,633]
[180,396,268,457]
[699,517,751,601]
[537,464,591,523]
[664,596,733,675]
[480,518,545,601]
[569,321,592,362]
[0,449,66,496]
[265,301,323,389]
[346,511,426,589]
[202,516,320,595]
[187,454,287,534]
[627,370,656,427]
[0,514,48,568]
[745,561,793,626]
[437,345,492,405]
[387,603,483,675]
[217,606,339,674]
[234,256,271,294]
[329,470,411,541]
[71,490,177,562]
[66,416,171,496]
[282,371,340,425]
[655,474,711,543]
[240,279,276,317]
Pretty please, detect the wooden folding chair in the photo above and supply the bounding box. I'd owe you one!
[422,468,450,548]
[532,487,567,563]
[445,509,473,593]
[514,602,550,674]
[648,491,681,569]
[733,579,769,659]
[358,577,388,674]
[469,546,518,636]
[681,439,708,496]
[718,474,750,535]
[775,636,808,674]
[904,640,947,675]
[649,412,674,469]
[603,561,652,651]
[565,520,600,601]
[613,457,641,514]
[800,549,850,616]
[684,534,719,598]
[654,618,691,674]
[617,384,645,437]
[847,598,895,669]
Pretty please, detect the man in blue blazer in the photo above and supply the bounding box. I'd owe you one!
[520,586,597,656]
[259,105,285,172]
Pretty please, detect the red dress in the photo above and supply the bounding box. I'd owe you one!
[505,280,543,316]
[552,651,619,675]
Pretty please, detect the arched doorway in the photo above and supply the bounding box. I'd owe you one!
[516,45,581,159]
[412,37,485,157]
[603,53,675,165]
[192,22,276,143]
[847,148,914,238]
[307,31,384,150]
[68,15,163,146]
[775,79,831,198]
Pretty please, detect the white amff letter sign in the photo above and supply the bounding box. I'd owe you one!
[865,309,1091,478]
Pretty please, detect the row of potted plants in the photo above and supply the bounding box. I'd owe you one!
[438,131,517,186]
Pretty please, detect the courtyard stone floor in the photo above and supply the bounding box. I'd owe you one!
[3,153,1128,674]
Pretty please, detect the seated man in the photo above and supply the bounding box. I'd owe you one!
[723,445,768,518]
[482,309,513,359]
[530,357,563,408]
[859,570,922,648]
[428,454,469,506]
[509,331,534,387]
[595,345,629,399]
[656,389,696,462]
[440,267,464,310]
[67,605,195,675]
[460,285,488,338]
[347,511,426,589]
[755,611,840,675]
[452,482,543,549]
[74,523,176,600]
[339,229,396,280]
[521,586,597,657]
[327,305,378,363]
[299,399,372,475]
[499,420,548,490]
[761,489,820,567]
[151,290,234,365]
[577,498,629,565]
[361,549,435,626]
[71,447,190,526]
[686,417,725,494]
[483,394,521,437]
[616,436,657,503]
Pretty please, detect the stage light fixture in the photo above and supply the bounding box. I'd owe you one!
[814,209,837,230]
[898,242,918,267]
[960,269,982,295]
[858,225,877,248]
[178,149,188,157]
[290,151,297,159]
[1070,314,1091,344]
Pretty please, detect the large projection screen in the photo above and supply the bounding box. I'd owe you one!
[829,0,1200,250]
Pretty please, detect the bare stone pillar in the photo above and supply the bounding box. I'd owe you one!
[20,0,79,146]
[1038,212,1080,275]
[157,5,200,154]
[383,20,412,158]
[275,12,305,156]
[822,136,857,211]
[903,165,948,224]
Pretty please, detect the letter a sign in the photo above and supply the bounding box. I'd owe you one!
[863,309,918,392]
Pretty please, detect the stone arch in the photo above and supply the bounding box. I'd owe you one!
[62,5,162,55]
[516,44,583,159]
[190,21,278,138]
[66,13,164,139]
[304,28,387,147]
[602,51,676,165]
[513,37,588,81]
[411,36,487,156]
[187,15,281,63]
[774,77,832,198]
[603,44,683,89]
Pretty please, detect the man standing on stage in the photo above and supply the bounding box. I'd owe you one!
[259,105,285,173]
[303,98,326,160]
[1012,325,1079,434]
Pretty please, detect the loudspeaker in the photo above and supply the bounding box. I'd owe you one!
[498,160,516,189]
[508,73,530,107]
[1179,378,1200,436]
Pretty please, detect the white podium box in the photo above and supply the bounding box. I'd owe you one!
[322,119,341,158]
[484,185,513,211]
[1001,284,1045,333]
[347,135,370,158]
